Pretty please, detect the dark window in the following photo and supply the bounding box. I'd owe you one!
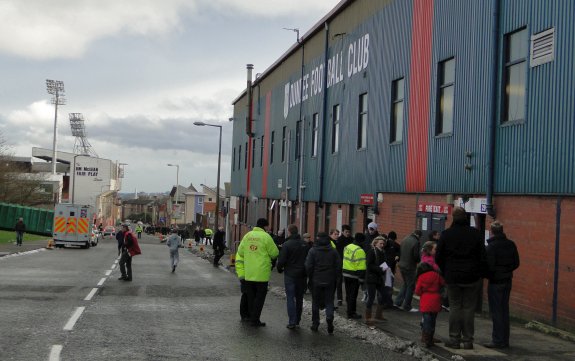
[295,120,302,159]
[270,131,275,164]
[244,142,248,169]
[332,104,340,153]
[251,138,256,168]
[502,28,527,123]
[238,144,242,169]
[281,126,287,162]
[390,78,405,143]
[357,93,368,149]
[311,113,319,157]
[260,136,264,167]
[436,58,455,135]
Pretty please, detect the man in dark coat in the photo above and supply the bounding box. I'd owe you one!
[14,218,26,246]
[394,230,422,312]
[212,226,226,267]
[484,221,520,349]
[383,231,400,307]
[305,232,341,334]
[277,224,309,329]
[335,225,354,305]
[436,207,486,350]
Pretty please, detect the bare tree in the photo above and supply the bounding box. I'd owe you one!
[0,132,52,207]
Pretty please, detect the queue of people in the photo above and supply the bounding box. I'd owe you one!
[233,208,520,349]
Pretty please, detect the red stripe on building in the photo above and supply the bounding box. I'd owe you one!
[405,0,434,192]
[262,92,272,197]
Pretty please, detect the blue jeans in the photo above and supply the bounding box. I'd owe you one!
[284,275,306,326]
[422,312,438,334]
[395,267,416,310]
[488,280,512,346]
[312,283,335,325]
[16,231,24,245]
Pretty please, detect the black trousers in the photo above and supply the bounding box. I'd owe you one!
[239,280,250,320]
[336,272,344,301]
[488,280,512,346]
[213,247,225,266]
[119,251,132,279]
[344,277,361,317]
[244,281,268,323]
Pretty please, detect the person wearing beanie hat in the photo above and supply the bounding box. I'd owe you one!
[436,206,486,350]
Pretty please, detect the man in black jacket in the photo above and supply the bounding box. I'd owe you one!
[436,207,486,350]
[212,226,226,267]
[383,231,400,307]
[305,232,341,334]
[335,225,354,305]
[484,221,520,349]
[277,224,309,329]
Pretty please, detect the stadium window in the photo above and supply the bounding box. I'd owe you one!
[390,78,404,143]
[311,113,319,157]
[282,126,287,162]
[251,138,256,168]
[436,58,455,135]
[260,136,264,167]
[244,142,248,169]
[357,93,368,149]
[270,131,275,164]
[332,104,340,153]
[502,28,527,123]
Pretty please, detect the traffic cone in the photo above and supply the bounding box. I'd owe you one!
[46,239,54,250]
[230,253,236,268]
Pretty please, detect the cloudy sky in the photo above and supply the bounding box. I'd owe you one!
[0,0,341,193]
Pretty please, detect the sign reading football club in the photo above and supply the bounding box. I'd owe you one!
[284,33,370,119]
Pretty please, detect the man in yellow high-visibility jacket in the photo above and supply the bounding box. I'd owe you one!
[342,233,367,319]
[237,218,279,327]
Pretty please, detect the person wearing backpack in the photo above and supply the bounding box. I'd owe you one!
[119,224,141,281]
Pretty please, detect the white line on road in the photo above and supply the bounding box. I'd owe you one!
[114,259,118,264]
[84,288,98,301]
[105,270,112,276]
[111,263,116,269]
[97,277,106,286]
[63,307,85,331]
[49,345,62,361]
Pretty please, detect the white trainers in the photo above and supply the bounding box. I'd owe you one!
[409,308,419,313]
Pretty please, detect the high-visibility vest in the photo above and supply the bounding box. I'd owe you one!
[342,243,366,280]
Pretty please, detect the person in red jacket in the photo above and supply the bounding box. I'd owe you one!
[119,224,141,281]
[415,254,445,348]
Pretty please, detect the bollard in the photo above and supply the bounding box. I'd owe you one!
[188,240,193,248]
[199,245,205,252]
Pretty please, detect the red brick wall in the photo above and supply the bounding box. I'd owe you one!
[229,193,575,330]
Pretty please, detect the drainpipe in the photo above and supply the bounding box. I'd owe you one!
[246,64,254,222]
[486,0,500,218]
[552,196,562,325]
[284,130,291,232]
[319,22,329,207]
[297,37,306,232]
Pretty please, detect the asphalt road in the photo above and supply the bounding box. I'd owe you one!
[0,234,419,361]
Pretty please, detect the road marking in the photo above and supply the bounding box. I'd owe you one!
[105,270,112,276]
[114,259,118,264]
[111,263,116,269]
[49,345,62,361]
[84,288,98,301]
[63,307,85,331]
[97,277,106,286]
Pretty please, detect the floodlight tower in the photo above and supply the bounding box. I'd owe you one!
[46,79,66,174]
[69,113,98,157]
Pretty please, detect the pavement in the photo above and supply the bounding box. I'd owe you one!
[2,239,574,361]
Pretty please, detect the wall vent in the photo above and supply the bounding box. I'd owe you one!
[530,28,555,67]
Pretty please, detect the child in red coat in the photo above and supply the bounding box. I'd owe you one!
[415,241,445,347]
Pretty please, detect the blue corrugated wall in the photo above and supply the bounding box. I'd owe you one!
[231,0,575,201]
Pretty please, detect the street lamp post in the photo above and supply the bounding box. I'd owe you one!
[167,163,180,224]
[193,121,222,233]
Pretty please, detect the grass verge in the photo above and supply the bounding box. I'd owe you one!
[0,230,50,244]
